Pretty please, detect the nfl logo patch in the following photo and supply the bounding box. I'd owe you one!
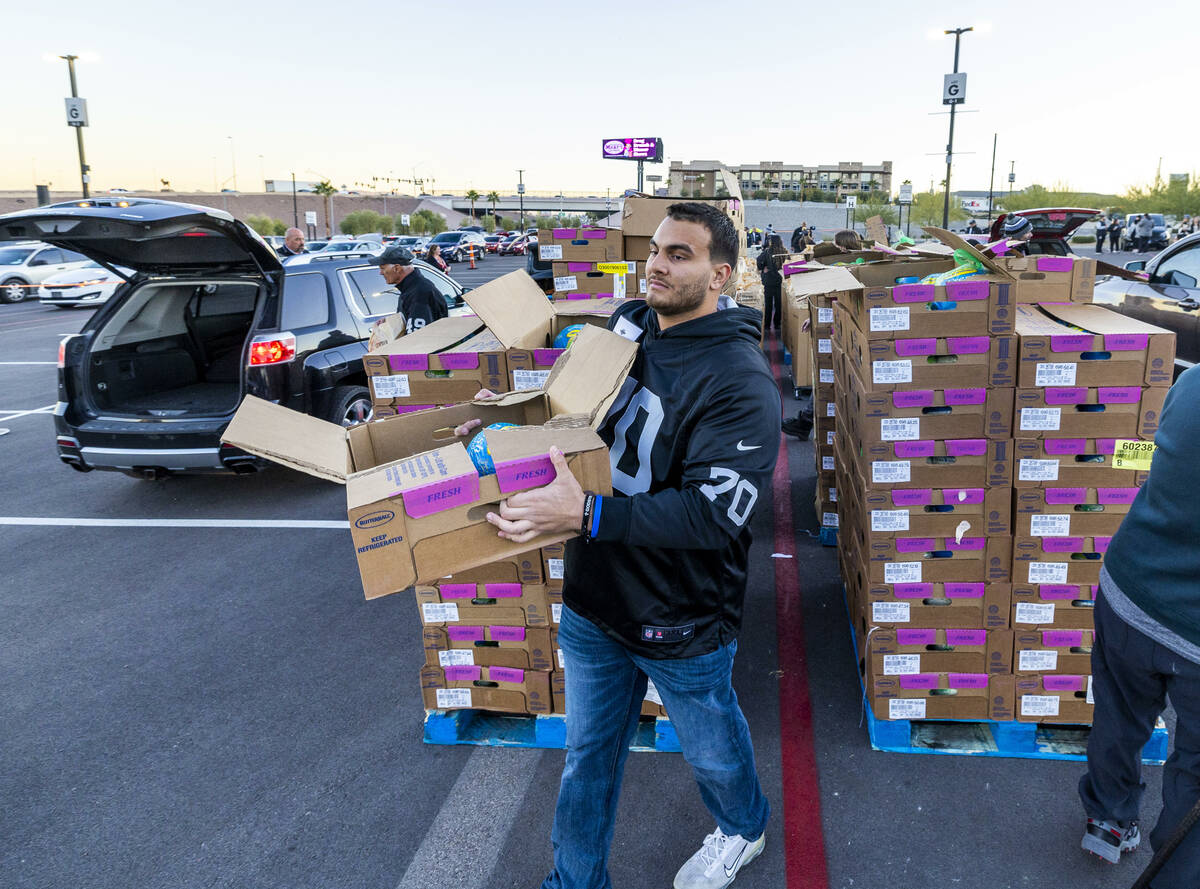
[644,629,653,639]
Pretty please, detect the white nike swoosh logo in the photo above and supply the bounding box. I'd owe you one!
[724,846,746,878]
[736,441,761,451]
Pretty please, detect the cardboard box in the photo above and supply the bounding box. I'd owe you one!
[1014,673,1092,724]
[1013,628,1094,675]
[423,624,554,671]
[541,542,565,585]
[1014,303,1175,388]
[862,627,1014,677]
[852,484,1012,538]
[1011,583,1097,630]
[1013,536,1108,587]
[991,253,1097,303]
[842,436,1014,491]
[420,664,552,714]
[439,551,545,585]
[620,196,744,238]
[221,325,636,598]
[869,672,1014,721]
[546,585,563,626]
[623,236,652,262]
[851,529,1012,584]
[1013,438,1150,488]
[500,298,628,391]
[372,403,445,420]
[1013,386,1165,440]
[1013,486,1138,538]
[416,583,554,627]
[365,317,510,406]
[551,261,644,300]
[537,227,622,263]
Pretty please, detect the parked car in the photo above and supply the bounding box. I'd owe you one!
[1093,231,1200,377]
[0,198,470,478]
[304,240,330,253]
[38,261,132,309]
[499,234,532,256]
[426,230,487,262]
[988,208,1099,256]
[525,237,553,293]
[483,235,504,254]
[1120,213,1168,252]
[458,225,486,233]
[0,241,95,303]
[315,240,384,256]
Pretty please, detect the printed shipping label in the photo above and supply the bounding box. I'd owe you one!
[551,603,563,623]
[872,509,911,532]
[881,418,921,442]
[873,360,913,384]
[820,368,835,384]
[373,374,411,399]
[826,403,836,417]
[826,431,836,446]
[438,650,475,667]
[1035,362,1078,387]
[422,603,460,623]
[539,244,563,260]
[557,648,565,669]
[1029,562,1070,585]
[883,654,922,675]
[1018,649,1060,671]
[644,679,663,706]
[1018,459,1060,482]
[818,307,834,324]
[872,601,911,622]
[822,512,840,527]
[639,277,647,294]
[818,338,832,354]
[1113,439,1157,471]
[1015,602,1056,625]
[547,558,564,580]
[889,698,927,720]
[553,275,578,292]
[884,562,923,584]
[512,369,552,390]
[870,307,911,332]
[822,456,835,471]
[1021,695,1061,717]
[1021,408,1062,432]
[872,461,912,484]
[1030,514,1072,537]
[435,688,473,709]
[1086,675,1094,705]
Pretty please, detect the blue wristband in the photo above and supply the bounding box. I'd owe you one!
[590,495,603,538]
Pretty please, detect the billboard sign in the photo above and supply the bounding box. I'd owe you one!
[602,138,663,162]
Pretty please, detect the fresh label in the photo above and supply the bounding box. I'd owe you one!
[1015,602,1056,624]
[889,698,927,719]
[883,654,922,675]
[1113,439,1157,471]
[818,307,834,324]
[553,275,578,292]
[872,601,911,622]
[1029,562,1070,584]
[1035,362,1078,387]
[512,369,552,390]
[818,338,832,354]
[539,244,563,260]
[438,650,475,667]
[551,603,563,623]
[1021,695,1060,717]
[644,679,663,706]
[435,688,472,709]
[1030,514,1072,537]
[873,360,913,384]
[1021,408,1062,432]
[822,456,835,471]
[547,558,564,580]
[373,374,411,399]
[881,418,921,441]
[884,562,923,584]
[870,307,911,332]
[872,461,912,484]
[1019,459,1060,482]
[422,603,460,623]
[872,509,910,532]
[820,368,835,384]
[1019,649,1059,671]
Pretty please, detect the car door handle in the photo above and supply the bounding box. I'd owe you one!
[1179,298,1200,311]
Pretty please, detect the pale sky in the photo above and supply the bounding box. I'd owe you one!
[5,0,1196,198]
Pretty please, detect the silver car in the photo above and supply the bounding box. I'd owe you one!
[1,241,94,303]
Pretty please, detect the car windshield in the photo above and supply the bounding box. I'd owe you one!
[0,247,36,265]
[430,233,462,243]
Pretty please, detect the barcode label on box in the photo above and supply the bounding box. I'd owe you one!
[1021,408,1062,431]
[826,431,836,446]
[873,602,911,622]
[1019,649,1059,671]
[1019,459,1060,482]
[818,338,832,354]
[822,512,839,527]
[820,368,835,384]
[435,688,473,709]
[884,562,923,584]
[639,277,647,294]
[539,244,563,260]
[1030,514,1072,537]
[1029,561,1069,584]
[553,275,578,292]
[889,698,927,720]
[438,650,475,667]
[1036,362,1077,387]
[547,558,564,580]
[821,456,835,471]
[422,603,460,623]
[870,307,911,332]
[1086,675,1094,705]
[881,418,921,441]
[872,461,912,483]
[373,374,411,398]
[884,654,922,675]
[1021,695,1060,717]
[557,648,565,669]
[826,403,836,417]
[551,603,562,623]
[829,487,838,502]
[644,679,663,706]
[873,360,913,384]
[818,307,834,324]
[512,369,551,390]
[872,509,911,532]
[1015,602,1056,624]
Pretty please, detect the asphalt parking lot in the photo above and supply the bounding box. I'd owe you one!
[0,254,1168,889]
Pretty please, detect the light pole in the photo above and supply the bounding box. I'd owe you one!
[258,154,265,190]
[986,133,997,225]
[941,26,973,228]
[291,172,299,228]
[227,136,237,191]
[517,169,525,231]
[58,55,90,198]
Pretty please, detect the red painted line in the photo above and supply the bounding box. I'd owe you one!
[768,332,831,889]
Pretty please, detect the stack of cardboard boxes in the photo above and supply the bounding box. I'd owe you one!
[538,226,646,302]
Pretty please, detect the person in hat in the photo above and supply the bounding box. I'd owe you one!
[370,245,448,333]
[1002,214,1035,255]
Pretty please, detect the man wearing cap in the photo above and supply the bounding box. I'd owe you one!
[277,227,307,258]
[1002,214,1034,255]
[371,245,448,333]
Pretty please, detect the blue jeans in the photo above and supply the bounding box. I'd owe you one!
[541,605,769,889]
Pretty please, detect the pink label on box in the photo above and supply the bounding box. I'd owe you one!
[894,441,935,457]
[389,354,430,372]
[483,583,522,598]
[893,390,935,408]
[1044,439,1086,455]
[782,260,811,275]
[1045,488,1087,504]
[1095,536,1112,553]
[402,473,481,519]
[1037,256,1073,272]
[489,625,526,641]
[495,454,556,494]
[947,336,990,354]
[1039,585,1084,600]
[1043,387,1087,405]
[1105,333,1149,351]
[942,488,986,504]
[1096,439,1117,454]
[488,666,526,684]
[445,665,482,681]
[533,348,564,366]
[893,583,933,598]
[1097,387,1142,403]
[944,583,985,598]
[946,629,987,646]
[552,228,578,239]
[581,229,607,239]
[946,537,986,552]
[896,538,937,553]
[439,583,478,599]
[563,261,590,273]
[1044,630,1083,647]
[1098,488,1138,505]
[945,388,987,405]
[897,629,937,645]
[891,489,933,506]
[1044,675,1085,692]
[1051,334,1094,352]
[945,280,989,301]
[945,439,987,456]
[894,338,938,356]
[900,674,940,689]
[393,404,434,415]
[447,626,485,641]
[891,284,936,303]
[949,673,989,688]
[439,352,480,370]
[1042,537,1084,553]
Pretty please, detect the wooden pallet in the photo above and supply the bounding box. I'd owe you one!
[423,709,681,753]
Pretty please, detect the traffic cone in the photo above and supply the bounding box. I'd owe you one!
[469,245,476,269]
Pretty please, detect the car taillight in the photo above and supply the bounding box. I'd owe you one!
[57,335,74,368]
[248,333,296,365]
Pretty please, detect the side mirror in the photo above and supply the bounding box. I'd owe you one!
[1124,260,1146,272]
[29,257,48,267]
[459,286,473,294]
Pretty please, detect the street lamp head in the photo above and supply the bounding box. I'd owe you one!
[944,26,974,35]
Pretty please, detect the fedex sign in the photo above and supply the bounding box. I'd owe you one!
[602,138,663,162]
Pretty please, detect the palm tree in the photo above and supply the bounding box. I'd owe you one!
[466,189,480,221]
[486,191,500,225]
[312,180,337,237]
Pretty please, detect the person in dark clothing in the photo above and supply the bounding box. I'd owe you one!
[368,244,448,333]
[1109,217,1123,253]
[790,225,805,253]
[475,202,779,889]
[1077,366,1200,887]
[757,233,786,333]
[425,243,450,273]
[1002,214,1034,255]
[277,227,307,259]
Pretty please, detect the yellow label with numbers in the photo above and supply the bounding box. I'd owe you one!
[1113,439,1157,471]
[596,262,632,275]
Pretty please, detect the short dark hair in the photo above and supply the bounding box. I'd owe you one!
[665,202,739,269]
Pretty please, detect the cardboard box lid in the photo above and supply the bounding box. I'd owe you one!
[368,315,483,361]
[368,313,408,351]
[541,324,637,425]
[921,227,1011,278]
[1034,301,1172,336]
[783,266,862,298]
[221,394,352,483]
[462,270,555,349]
[553,297,628,322]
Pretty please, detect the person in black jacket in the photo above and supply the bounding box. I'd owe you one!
[481,202,780,889]
[277,227,307,258]
[369,244,448,333]
[756,233,786,333]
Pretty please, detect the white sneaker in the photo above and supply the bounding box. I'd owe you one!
[673,826,766,889]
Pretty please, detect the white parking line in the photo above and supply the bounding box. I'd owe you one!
[0,361,57,365]
[0,405,55,420]
[0,517,350,529]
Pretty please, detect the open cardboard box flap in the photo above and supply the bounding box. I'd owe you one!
[221,395,352,483]
[368,313,408,351]
[368,315,483,361]
[921,227,1011,277]
[462,270,555,349]
[542,324,637,425]
[1035,301,1172,335]
[783,265,862,298]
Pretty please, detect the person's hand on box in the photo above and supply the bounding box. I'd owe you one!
[487,447,584,544]
[451,389,498,437]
